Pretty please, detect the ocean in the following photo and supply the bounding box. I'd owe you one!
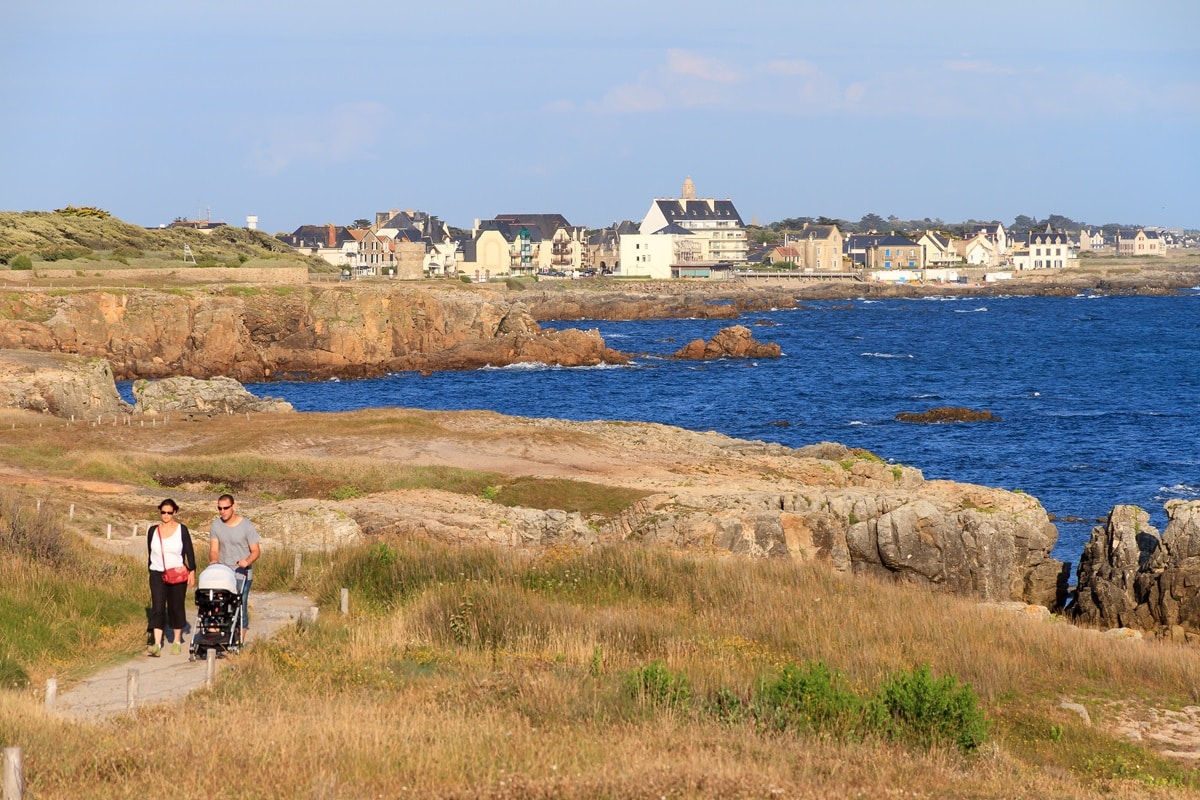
[234,291,1200,568]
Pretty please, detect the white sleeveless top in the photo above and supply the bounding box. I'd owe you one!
[150,525,185,572]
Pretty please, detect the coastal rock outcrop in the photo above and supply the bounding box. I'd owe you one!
[1072,500,1200,639]
[0,287,630,381]
[132,376,294,416]
[611,478,1065,608]
[245,500,364,551]
[671,325,782,360]
[0,348,130,419]
[389,326,627,372]
[895,407,1001,424]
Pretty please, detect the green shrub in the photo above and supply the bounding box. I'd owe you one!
[0,653,29,689]
[9,254,33,271]
[755,661,873,737]
[54,205,110,218]
[459,274,472,284]
[625,660,691,709]
[877,663,988,752]
[38,245,93,261]
[330,485,363,500]
[707,686,750,722]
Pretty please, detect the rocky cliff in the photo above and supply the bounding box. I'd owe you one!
[0,348,129,418]
[0,287,627,381]
[1072,500,1200,638]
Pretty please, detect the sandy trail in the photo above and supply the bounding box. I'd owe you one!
[52,591,312,720]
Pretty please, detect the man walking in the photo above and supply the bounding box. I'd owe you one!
[209,494,261,632]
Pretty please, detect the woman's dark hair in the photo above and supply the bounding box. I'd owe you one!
[158,499,179,513]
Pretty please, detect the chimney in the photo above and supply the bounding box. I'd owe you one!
[327,223,337,248]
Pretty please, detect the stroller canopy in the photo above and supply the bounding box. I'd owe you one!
[197,563,238,593]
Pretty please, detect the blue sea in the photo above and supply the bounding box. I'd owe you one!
[219,291,1198,568]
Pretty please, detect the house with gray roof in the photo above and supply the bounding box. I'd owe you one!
[636,177,748,266]
[1117,228,1165,256]
[844,233,924,270]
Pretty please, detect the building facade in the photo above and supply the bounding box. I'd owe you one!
[637,177,748,266]
[784,224,843,271]
[1117,228,1165,256]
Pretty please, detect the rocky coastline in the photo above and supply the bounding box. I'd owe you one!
[1,258,1196,383]
[12,344,1200,638]
[0,268,1197,636]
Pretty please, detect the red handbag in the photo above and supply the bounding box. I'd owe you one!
[157,526,190,584]
[163,566,190,584]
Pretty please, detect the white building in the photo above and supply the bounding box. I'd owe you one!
[630,177,748,273]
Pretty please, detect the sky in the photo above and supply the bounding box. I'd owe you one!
[2,1,1197,234]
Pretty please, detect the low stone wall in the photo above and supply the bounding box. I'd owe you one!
[0,266,308,285]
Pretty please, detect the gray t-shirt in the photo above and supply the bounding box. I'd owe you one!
[211,516,260,574]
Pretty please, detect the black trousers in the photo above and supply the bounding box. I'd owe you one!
[148,571,188,631]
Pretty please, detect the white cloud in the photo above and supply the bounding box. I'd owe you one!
[587,49,847,115]
[665,49,741,83]
[247,102,389,174]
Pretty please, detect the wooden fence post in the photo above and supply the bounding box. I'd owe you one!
[293,552,302,579]
[340,588,349,616]
[44,678,57,711]
[205,648,217,689]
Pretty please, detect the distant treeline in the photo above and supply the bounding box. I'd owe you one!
[750,213,1163,244]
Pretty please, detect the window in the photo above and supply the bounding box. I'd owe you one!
[884,248,891,256]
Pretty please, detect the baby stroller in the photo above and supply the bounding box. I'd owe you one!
[190,563,244,660]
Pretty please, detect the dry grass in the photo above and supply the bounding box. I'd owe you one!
[0,410,650,517]
[4,532,1200,797]
[2,408,1200,796]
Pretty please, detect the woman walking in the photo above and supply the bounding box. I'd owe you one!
[146,499,196,656]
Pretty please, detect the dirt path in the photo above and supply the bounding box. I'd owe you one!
[53,590,312,719]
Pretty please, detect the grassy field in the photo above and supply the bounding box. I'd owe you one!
[3,482,1200,798]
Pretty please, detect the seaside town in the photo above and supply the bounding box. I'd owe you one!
[166,176,1195,285]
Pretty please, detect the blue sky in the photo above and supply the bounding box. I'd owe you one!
[2,1,1197,233]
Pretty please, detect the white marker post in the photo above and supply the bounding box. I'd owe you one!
[126,668,139,712]
[2,747,22,800]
